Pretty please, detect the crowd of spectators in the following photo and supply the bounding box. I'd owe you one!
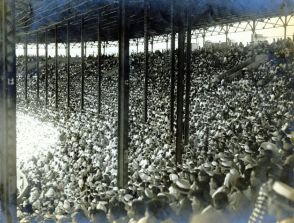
[16,39,294,223]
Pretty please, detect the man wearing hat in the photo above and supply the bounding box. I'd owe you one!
[249,180,294,223]
[168,179,191,214]
[127,200,146,223]
[268,182,294,223]
[197,191,232,223]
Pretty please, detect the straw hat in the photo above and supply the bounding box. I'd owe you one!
[273,181,294,202]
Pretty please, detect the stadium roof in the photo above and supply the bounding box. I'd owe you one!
[16,0,294,42]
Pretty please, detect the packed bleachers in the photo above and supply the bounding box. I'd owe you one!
[17,39,294,223]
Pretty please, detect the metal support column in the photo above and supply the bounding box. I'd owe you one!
[55,25,59,109]
[225,24,229,44]
[81,17,85,110]
[184,4,192,145]
[151,36,153,52]
[143,0,149,122]
[251,20,256,42]
[195,33,199,48]
[67,21,71,108]
[24,35,28,104]
[97,14,102,114]
[118,0,130,188]
[284,16,288,40]
[166,35,168,51]
[170,0,176,135]
[202,30,206,46]
[176,3,185,164]
[0,0,17,221]
[45,29,48,106]
[36,32,40,102]
[136,38,139,54]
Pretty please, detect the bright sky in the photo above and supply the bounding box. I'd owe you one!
[17,16,294,57]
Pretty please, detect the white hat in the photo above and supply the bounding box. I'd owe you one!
[145,188,154,199]
[169,174,178,182]
[96,202,107,212]
[260,142,279,153]
[273,181,294,202]
[123,194,134,205]
[174,179,191,194]
[45,188,55,198]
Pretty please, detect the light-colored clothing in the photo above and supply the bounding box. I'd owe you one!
[224,169,240,189]
[114,216,130,223]
[228,190,251,214]
[138,216,158,223]
[192,207,232,223]
[279,217,294,223]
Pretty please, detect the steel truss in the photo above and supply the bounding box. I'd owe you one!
[193,14,294,42]
[127,14,294,48]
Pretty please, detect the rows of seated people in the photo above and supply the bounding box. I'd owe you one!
[16,39,294,223]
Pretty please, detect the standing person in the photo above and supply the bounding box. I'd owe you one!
[72,208,91,223]
[192,191,233,223]
[248,180,294,223]
[138,199,175,223]
[137,200,161,223]
[228,177,251,220]
[108,201,129,223]
[128,200,146,223]
[89,209,109,223]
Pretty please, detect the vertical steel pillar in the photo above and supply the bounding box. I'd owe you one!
[170,0,176,135]
[55,25,59,109]
[150,36,153,52]
[45,29,48,106]
[251,20,256,42]
[97,14,102,114]
[118,0,129,188]
[0,0,17,221]
[202,30,206,46]
[184,4,192,145]
[176,2,185,164]
[81,17,85,110]
[284,16,288,40]
[103,42,106,55]
[136,38,139,53]
[36,32,40,102]
[24,35,28,104]
[143,0,149,122]
[67,21,71,108]
[166,35,168,51]
[195,33,198,48]
[225,24,229,44]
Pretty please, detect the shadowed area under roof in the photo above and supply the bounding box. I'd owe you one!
[16,0,294,42]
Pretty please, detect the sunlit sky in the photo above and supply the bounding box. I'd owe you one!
[17,16,294,57]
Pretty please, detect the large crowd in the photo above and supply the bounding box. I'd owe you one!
[16,39,294,223]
